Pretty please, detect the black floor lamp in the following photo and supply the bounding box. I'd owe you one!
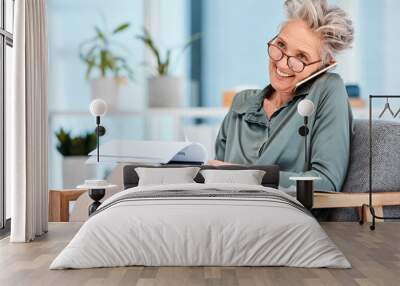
[84,99,108,215]
[290,99,320,209]
[89,99,107,162]
[297,99,314,171]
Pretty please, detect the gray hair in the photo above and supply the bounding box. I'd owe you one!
[284,0,354,63]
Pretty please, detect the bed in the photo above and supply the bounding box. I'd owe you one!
[50,165,350,269]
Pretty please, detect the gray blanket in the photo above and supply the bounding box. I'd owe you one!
[93,188,310,217]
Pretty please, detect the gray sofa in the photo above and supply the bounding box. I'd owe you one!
[117,119,400,222]
[314,119,400,221]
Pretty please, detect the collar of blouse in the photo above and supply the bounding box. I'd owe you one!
[232,77,315,116]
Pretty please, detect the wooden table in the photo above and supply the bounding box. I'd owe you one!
[313,191,400,222]
[48,189,88,222]
[48,188,400,223]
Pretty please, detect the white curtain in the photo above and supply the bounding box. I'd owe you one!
[9,0,48,242]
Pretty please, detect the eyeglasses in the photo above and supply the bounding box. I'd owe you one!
[267,37,322,73]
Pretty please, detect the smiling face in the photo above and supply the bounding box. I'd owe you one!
[268,19,325,94]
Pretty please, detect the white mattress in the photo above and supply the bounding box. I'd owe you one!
[50,183,350,269]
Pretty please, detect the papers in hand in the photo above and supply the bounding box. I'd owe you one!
[86,140,208,164]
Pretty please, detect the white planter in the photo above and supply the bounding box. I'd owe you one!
[147,76,184,108]
[62,156,97,189]
[90,77,120,111]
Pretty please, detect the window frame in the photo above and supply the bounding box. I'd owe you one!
[0,0,13,231]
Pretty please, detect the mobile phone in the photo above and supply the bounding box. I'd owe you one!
[294,62,337,89]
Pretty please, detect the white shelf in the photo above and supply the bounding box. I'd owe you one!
[49,106,377,120]
[49,107,230,119]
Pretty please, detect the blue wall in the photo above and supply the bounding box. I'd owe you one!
[201,0,400,105]
[359,1,385,97]
[47,0,144,111]
[382,0,400,95]
[47,0,191,188]
[47,0,145,188]
[202,0,284,107]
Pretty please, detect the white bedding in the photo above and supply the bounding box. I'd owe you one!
[50,183,350,269]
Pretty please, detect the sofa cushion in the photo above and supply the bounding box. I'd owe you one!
[342,119,400,192]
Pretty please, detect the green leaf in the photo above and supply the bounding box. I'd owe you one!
[112,23,130,34]
[55,128,97,156]
[173,33,201,72]
[85,45,98,58]
[163,49,171,75]
[94,26,106,42]
[136,29,201,76]
[55,128,72,156]
[100,49,109,76]
[136,28,162,68]
[85,60,95,80]
[79,20,133,81]
[158,63,166,75]
[85,132,97,154]
[181,32,201,53]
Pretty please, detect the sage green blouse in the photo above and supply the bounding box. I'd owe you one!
[215,72,354,192]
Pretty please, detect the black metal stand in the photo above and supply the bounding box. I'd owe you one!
[88,188,106,215]
[295,115,315,210]
[296,180,314,210]
[298,116,310,171]
[96,117,100,163]
[95,116,106,163]
[360,95,400,230]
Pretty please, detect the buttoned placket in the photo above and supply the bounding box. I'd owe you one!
[240,82,311,159]
[258,120,277,157]
[258,121,270,156]
[257,96,302,157]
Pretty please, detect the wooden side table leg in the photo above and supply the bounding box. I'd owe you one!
[362,206,371,223]
[49,191,61,222]
[374,206,384,222]
[60,195,70,222]
[363,205,384,223]
[357,206,363,224]
[48,189,88,222]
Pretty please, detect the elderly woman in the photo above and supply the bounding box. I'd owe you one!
[209,0,354,192]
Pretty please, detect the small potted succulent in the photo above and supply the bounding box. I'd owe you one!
[136,28,200,107]
[80,22,133,111]
[56,128,97,188]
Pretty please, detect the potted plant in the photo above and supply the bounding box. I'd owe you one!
[136,28,200,108]
[80,22,133,111]
[56,128,97,188]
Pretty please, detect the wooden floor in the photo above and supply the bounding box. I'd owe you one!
[0,222,399,286]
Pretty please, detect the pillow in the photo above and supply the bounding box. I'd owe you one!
[200,169,266,185]
[135,167,200,186]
